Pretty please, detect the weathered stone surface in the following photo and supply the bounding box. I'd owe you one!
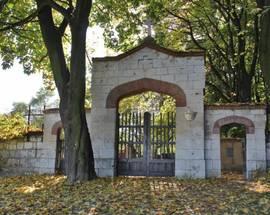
[0,140,55,175]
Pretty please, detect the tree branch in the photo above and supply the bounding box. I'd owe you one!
[45,0,72,22]
[249,12,259,77]
[206,80,232,102]
[35,0,70,97]
[166,9,206,50]
[0,11,38,32]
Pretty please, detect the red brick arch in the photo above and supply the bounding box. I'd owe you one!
[213,116,255,134]
[106,78,186,108]
[51,121,63,135]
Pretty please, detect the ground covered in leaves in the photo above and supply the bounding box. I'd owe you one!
[0,174,270,214]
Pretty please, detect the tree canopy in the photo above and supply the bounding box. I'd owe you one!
[93,0,269,103]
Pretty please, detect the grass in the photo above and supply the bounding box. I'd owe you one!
[0,174,270,214]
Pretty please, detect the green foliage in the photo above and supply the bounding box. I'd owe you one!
[93,0,266,103]
[0,86,52,141]
[0,112,42,142]
[0,0,64,89]
[118,91,175,114]
[0,113,27,141]
[221,123,246,138]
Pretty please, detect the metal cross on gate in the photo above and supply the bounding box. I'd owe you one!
[144,19,153,37]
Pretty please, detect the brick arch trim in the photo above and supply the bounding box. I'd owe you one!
[213,116,255,134]
[106,78,187,108]
[51,121,63,135]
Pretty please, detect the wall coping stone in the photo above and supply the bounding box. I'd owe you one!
[44,108,91,114]
[205,103,266,110]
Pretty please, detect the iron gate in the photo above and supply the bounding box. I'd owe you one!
[117,112,176,176]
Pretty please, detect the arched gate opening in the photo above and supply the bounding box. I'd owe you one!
[117,92,176,176]
[213,115,255,178]
[106,78,186,176]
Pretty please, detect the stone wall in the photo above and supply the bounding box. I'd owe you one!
[205,105,266,179]
[91,41,206,178]
[0,138,55,175]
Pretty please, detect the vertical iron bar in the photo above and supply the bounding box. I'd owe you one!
[144,112,151,176]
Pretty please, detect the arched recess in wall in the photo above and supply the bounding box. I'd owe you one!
[51,121,65,173]
[213,116,255,134]
[51,121,63,135]
[106,78,187,108]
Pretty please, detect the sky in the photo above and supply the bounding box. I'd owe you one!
[0,27,106,114]
[0,63,43,113]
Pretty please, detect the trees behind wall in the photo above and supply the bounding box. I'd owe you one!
[257,0,270,90]
[93,0,269,103]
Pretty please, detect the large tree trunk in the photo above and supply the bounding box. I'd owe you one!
[36,0,96,183]
[65,1,96,181]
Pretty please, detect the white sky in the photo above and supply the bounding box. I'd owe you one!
[0,63,43,113]
[0,26,106,114]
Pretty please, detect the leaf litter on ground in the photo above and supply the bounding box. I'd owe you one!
[0,173,270,214]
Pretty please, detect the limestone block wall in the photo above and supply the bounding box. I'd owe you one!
[91,44,206,178]
[205,105,266,179]
[0,139,55,175]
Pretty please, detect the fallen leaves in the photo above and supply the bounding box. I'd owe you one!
[0,174,270,214]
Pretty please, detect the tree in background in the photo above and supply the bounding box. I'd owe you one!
[11,87,54,114]
[0,0,95,182]
[258,0,270,89]
[29,87,54,109]
[119,92,175,114]
[11,102,28,116]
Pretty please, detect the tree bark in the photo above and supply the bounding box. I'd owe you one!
[259,1,270,86]
[36,0,96,183]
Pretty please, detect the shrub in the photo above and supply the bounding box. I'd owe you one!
[0,114,28,141]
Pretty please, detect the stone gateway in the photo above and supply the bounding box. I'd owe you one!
[0,37,267,179]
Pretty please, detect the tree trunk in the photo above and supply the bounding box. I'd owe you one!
[65,8,96,181]
[36,0,96,183]
[238,71,252,102]
[259,5,270,86]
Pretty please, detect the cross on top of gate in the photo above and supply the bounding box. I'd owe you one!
[144,19,153,37]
